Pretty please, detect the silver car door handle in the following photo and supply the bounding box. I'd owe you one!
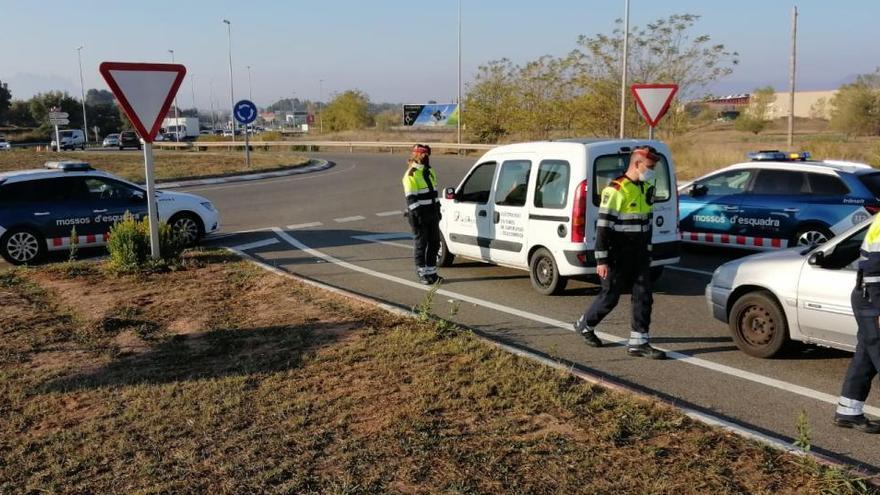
[784,208,799,213]
[33,211,50,216]
[93,209,108,213]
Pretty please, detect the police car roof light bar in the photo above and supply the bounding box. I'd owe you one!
[45,161,94,171]
[747,150,811,162]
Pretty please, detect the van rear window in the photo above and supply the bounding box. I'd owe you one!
[592,153,671,206]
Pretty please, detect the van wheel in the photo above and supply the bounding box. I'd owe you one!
[529,248,567,295]
[729,290,789,358]
[1,228,46,265]
[437,235,455,267]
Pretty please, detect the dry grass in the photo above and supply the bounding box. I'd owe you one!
[0,149,310,183]
[0,250,875,494]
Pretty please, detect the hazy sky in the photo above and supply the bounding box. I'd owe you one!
[1,0,877,109]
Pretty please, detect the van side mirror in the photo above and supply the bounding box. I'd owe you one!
[689,184,708,198]
[444,187,456,200]
[808,251,825,266]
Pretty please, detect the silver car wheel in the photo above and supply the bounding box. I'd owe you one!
[172,216,200,246]
[7,231,40,263]
[796,230,829,247]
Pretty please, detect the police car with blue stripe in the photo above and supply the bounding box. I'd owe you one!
[678,151,880,250]
[0,161,219,264]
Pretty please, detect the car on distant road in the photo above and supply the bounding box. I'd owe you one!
[118,130,141,150]
[679,151,880,250]
[0,139,11,151]
[50,129,86,150]
[707,216,871,358]
[0,161,220,264]
[102,133,120,147]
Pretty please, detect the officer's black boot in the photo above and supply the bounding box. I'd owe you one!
[834,413,880,433]
[627,343,666,360]
[573,315,602,348]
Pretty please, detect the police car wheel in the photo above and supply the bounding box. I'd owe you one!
[729,290,789,358]
[792,225,833,248]
[529,247,567,295]
[169,213,203,247]
[437,236,455,267]
[1,228,46,265]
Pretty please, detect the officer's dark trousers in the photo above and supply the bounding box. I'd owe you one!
[409,208,440,275]
[581,255,652,334]
[841,288,880,401]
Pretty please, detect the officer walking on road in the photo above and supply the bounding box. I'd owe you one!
[574,145,666,359]
[834,214,880,433]
[402,144,442,285]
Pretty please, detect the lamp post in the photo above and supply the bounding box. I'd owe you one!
[168,49,180,142]
[209,79,217,132]
[223,19,236,142]
[319,79,324,134]
[246,65,253,101]
[457,0,462,145]
[618,0,630,139]
[76,46,89,145]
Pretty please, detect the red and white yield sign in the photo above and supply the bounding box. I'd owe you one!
[631,84,679,127]
[99,62,186,142]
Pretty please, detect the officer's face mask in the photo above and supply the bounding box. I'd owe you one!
[638,161,656,182]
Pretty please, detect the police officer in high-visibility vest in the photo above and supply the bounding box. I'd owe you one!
[574,145,666,359]
[402,144,442,284]
[834,214,880,433]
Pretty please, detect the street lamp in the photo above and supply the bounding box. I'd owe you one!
[209,79,217,132]
[246,65,253,101]
[319,79,324,134]
[223,19,236,142]
[457,0,462,144]
[76,46,89,145]
[190,74,197,117]
[168,49,180,142]
[290,92,296,129]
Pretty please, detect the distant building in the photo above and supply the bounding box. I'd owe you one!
[767,90,837,120]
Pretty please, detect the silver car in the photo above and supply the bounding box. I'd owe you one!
[706,217,872,357]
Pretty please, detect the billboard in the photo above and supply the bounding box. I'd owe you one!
[402,103,459,127]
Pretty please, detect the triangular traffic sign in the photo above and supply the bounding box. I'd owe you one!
[631,84,678,128]
[99,62,186,143]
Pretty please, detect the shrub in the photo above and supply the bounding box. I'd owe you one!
[107,212,182,272]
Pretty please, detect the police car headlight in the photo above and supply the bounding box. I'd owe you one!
[200,201,216,212]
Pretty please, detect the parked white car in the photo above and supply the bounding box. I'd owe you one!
[706,216,872,357]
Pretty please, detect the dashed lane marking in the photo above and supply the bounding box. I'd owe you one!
[376,210,404,217]
[270,227,879,417]
[335,215,366,223]
[286,222,323,230]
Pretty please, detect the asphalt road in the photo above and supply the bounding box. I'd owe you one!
[14,150,879,469]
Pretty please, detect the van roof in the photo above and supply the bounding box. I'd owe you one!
[486,138,668,155]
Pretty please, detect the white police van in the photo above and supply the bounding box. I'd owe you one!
[0,161,220,264]
[438,139,680,294]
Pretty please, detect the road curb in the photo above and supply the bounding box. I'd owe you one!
[156,159,333,189]
[225,244,879,482]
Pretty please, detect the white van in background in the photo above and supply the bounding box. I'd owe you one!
[438,139,681,294]
[51,129,86,150]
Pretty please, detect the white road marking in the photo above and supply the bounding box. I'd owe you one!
[335,215,366,223]
[286,222,323,230]
[184,162,357,192]
[231,238,280,251]
[667,265,714,276]
[352,232,413,249]
[376,210,403,217]
[270,227,880,417]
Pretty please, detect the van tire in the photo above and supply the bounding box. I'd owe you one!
[529,247,567,295]
[437,235,455,267]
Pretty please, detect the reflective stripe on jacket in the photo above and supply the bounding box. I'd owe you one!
[595,175,653,265]
[402,164,439,212]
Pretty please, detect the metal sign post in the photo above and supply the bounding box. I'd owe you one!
[100,61,187,260]
[233,99,258,169]
[48,109,70,151]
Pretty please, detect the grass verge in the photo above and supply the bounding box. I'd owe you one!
[0,249,876,494]
[0,149,310,183]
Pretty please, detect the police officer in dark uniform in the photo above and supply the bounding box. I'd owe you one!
[573,145,666,359]
[835,213,880,433]
[402,144,442,284]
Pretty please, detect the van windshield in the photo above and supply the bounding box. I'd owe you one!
[592,153,672,206]
[60,131,75,137]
